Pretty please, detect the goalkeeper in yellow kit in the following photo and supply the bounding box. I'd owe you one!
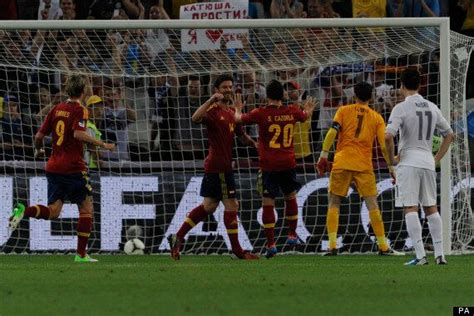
[316,82,404,256]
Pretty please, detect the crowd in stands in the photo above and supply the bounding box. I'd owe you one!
[0,0,472,168]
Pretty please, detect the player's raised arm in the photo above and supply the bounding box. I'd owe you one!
[191,93,222,123]
[233,93,244,123]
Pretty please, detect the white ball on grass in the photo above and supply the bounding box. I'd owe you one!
[124,238,145,255]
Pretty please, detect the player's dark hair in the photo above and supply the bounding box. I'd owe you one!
[213,74,233,89]
[400,68,420,90]
[354,81,373,102]
[188,75,200,82]
[266,79,284,101]
[65,75,86,98]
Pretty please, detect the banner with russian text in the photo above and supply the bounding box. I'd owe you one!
[180,0,249,52]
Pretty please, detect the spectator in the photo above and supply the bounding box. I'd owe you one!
[352,0,394,17]
[0,95,34,160]
[396,0,440,17]
[38,0,60,20]
[284,80,314,163]
[0,32,37,114]
[34,86,53,126]
[0,0,18,19]
[121,29,151,76]
[270,0,305,18]
[87,0,144,20]
[145,1,171,59]
[370,68,398,121]
[58,0,77,20]
[174,75,207,159]
[87,0,121,20]
[121,0,144,19]
[313,69,346,149]
[148,73,178,157]
[307,0,339,18]
[451,0,474,36]
[101,31,125,74]
[102,78,137,161]
[451,0,474,99]
[250,0,266,18]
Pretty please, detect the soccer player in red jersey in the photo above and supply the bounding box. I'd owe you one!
[8,75,115,263]
[235,80,317,258]
[168,74,259,260]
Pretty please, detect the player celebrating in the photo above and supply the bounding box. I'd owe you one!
[385,69,453,265]
[9,75,115,262]
[317,82,403,256]
[235,80,317,258]
[168,74,259,260]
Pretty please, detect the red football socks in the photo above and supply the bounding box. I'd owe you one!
[262,205,275,246]
[176,205,208,240]
[24,205,51,220]
[285,198,298,237]
[224,210,244,255]
[76,215,92,258]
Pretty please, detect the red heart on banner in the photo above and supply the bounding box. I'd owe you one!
[205,29,223,43]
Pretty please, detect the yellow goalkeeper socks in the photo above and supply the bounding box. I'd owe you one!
[369,209,389,252]
[326,207,339,250]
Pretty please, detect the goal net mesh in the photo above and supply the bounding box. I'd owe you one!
[0,23,472,254]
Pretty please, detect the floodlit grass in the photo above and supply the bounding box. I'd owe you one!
[0,255,473,316]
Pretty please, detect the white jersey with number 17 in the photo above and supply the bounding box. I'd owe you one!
[386,94,452,171]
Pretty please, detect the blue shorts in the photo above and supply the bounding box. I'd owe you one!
[258,169,300,199]
[200,172,236,200]
[46,172,92,205]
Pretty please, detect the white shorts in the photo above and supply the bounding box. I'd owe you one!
[395,166,437,208]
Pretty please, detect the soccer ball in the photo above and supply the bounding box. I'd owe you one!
[124,238,145,255]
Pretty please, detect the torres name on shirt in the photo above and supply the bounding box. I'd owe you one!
[39,100,89,174]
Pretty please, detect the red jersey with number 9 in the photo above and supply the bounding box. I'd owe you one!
[241,104,307,171]
[39,100,89,174]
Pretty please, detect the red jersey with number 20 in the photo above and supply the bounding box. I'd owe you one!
[39,100,89,174]
[202,104,243,173]
[241,105,307,171]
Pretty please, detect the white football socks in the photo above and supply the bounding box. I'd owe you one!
[405,212,426,260]
[427,212,444,258]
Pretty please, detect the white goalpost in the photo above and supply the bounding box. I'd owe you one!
[0,18,471,255]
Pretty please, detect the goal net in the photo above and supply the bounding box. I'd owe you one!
[0,18,472,255]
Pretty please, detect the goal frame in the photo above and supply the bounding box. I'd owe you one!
[1,17,453,254]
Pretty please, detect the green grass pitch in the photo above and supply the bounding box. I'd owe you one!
[1,255,473,316]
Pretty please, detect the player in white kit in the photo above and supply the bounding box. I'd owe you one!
[385,68,454,266]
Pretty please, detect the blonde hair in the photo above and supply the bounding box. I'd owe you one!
[65,74,86,98]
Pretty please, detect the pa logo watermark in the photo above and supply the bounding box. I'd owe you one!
[454,307,474,316]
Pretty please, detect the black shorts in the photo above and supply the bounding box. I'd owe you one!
[200,172,236,200]
[258,169,300,199]
[46,172,92,205]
